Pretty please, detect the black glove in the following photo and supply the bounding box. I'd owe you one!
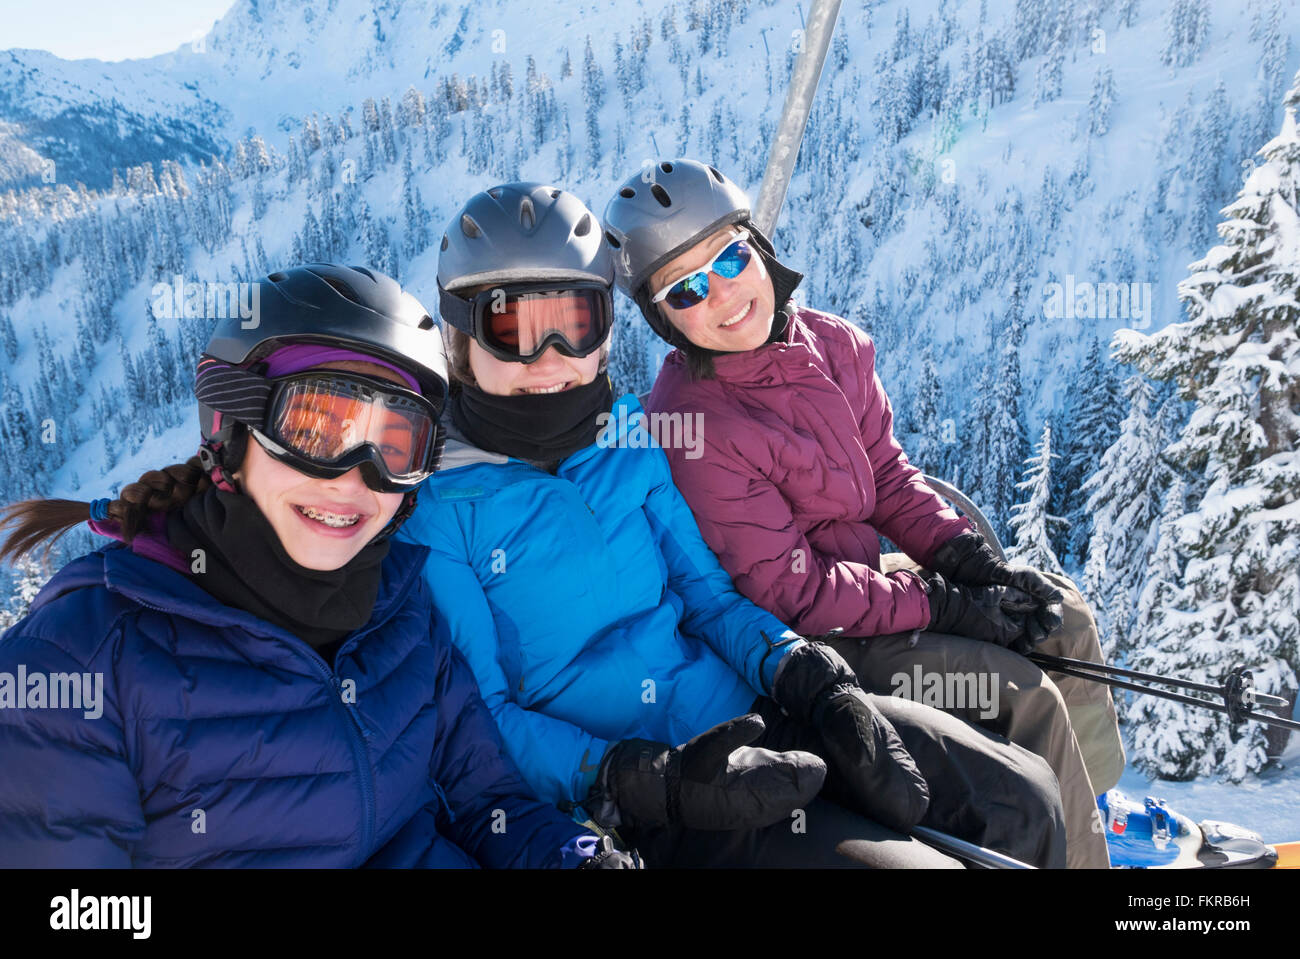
[918,568,1042,653]
[586,714,826,832]
[577,835,645,869]
[929,531,1066,643]
[771,642,930,833]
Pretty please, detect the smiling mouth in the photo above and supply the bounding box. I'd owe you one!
[514,380,574,395]
[719,300,754,329]
[294,504,363,528]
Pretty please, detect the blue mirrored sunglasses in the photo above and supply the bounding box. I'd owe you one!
[651,231,753,310]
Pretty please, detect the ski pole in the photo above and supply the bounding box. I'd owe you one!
[1028,653,1300,732]
[909,825,1035,869]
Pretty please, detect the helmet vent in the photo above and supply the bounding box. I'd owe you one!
[708,166,724,182]
[574,213,592,237]
[604,230,622,249]
[267,271,287,282]
[440,234,449,251]
[650,184,672,208]
[519,196,536,230]
[418,315,435,330]
[350,266,376,280]
[322,277,361,305]
[487,187,504,199]
[460,214,483,239]
[660,161,674,174]
[550,188,562,198]
[619,187,636,198]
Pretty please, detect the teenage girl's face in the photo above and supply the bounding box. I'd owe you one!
[233,360,408,571]
[649,226,776,353]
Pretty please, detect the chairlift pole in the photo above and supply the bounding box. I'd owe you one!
[753,0,842,237]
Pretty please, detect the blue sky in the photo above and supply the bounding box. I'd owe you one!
[0,0,236,61]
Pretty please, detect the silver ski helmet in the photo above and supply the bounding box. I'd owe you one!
[437,183,613,293]
[602,159,752,341]
[436,183,615,364]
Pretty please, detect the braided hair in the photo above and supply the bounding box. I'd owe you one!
[0,457,211,564]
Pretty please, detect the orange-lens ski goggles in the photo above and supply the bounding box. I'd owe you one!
[253,372,441,491]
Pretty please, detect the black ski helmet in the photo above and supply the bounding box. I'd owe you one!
[196,264,448,505]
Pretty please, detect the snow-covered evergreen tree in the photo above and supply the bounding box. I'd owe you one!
[1088,67,1117,138]
[1007,422,1066,575]
[1054,338,1122,566]
[1160,0,1210,69]
[1114,79,1300,780]
[1079,375,1172,661]
[1123,476,1184,724]
[0,553,53,630]
[908,344,948,477]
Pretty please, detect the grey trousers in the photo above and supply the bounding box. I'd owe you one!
[827,554,1126,869]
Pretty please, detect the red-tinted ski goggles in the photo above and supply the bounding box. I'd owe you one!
[196,360,442,492]
[438,281,612,363]
[253,372,441,492]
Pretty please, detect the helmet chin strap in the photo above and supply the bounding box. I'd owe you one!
[198,413,247,494]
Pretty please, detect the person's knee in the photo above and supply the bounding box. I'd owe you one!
[1004,748,1069,868]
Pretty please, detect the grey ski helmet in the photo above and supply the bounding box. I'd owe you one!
[602,157,751,301]
[436,183,613,293]
[196,263,448,510]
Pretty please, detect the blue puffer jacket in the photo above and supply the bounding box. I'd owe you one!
[401,393,804,809]
[0,537,593,868]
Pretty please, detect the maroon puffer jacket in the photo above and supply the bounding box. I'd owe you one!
[646,306,972,638]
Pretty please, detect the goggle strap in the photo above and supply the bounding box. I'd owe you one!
[438,288,476,336]
[195,357,272,431]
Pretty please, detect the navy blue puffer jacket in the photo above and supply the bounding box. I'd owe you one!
[0,537,593,868]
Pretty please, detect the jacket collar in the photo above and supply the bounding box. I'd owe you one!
[30,535,430,644]
[431,391,645,476]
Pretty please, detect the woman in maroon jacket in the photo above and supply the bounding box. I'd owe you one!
[603,159,1125,868]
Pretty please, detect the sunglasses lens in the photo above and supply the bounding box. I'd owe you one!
[661,237,753,310]
[666,271,711,310]
[713,241,752,279]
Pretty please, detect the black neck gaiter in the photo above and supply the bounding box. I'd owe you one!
[166,487,389,653]
[451,374,614,463]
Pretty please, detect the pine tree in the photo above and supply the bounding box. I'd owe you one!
[1123,477,1185,723]
[1007,422,1066,574]
[1078,375,1171,661]
[582,36,605,111]
[1033,19,1066,107]
[0,553,53,629]
[1113,82,1300,779]
[1189,80,1232,248]
[0,313,17,364]
[908,344,947,476]
[1160,0,1210,69]
[983,313,1030,545]
[1259,1,1290,107]
[1054,338,1122,566]
[1088,66,1117,137]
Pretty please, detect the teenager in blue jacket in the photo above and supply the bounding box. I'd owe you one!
[405,184,1068,868]
[0,264,628,869]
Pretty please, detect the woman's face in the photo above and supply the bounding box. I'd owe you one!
[648,226,776,353]
[467,337,603,396]
[233,360,408,571]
